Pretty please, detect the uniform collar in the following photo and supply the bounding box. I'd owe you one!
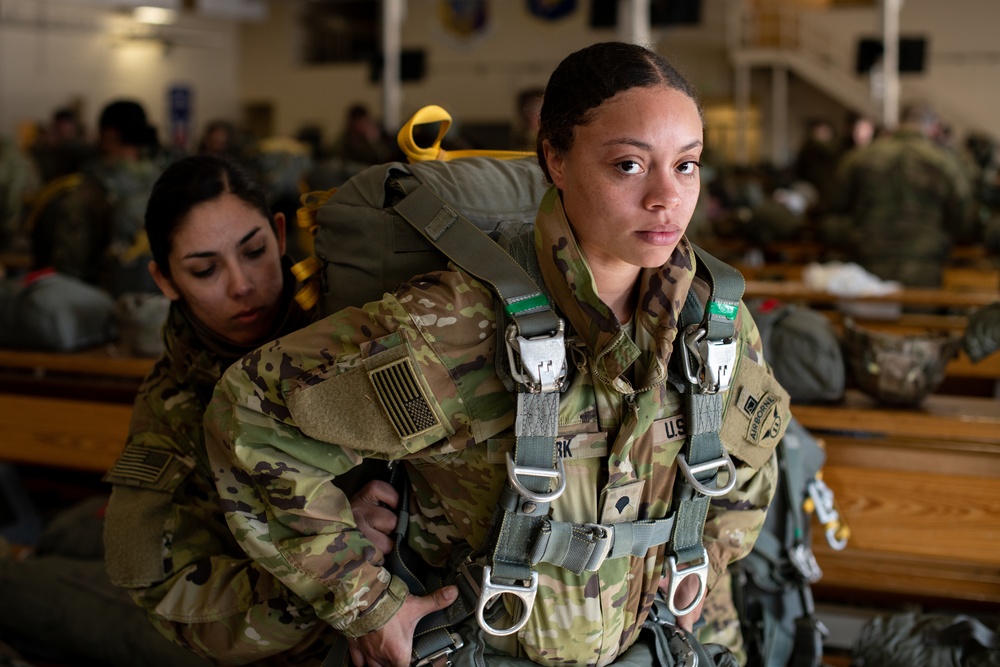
[534,187,697,391]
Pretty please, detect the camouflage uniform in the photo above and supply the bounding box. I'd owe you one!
[102,267,332,666]
[48,158,161,295]
[827,128,975,287]
[205,188,787,667]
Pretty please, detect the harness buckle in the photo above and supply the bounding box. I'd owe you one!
[676,452,737,498]
[582,523,614,571]
[506,321,567,393]
[413,632,465,667]
[681,324,737,394]
[505,454,566,504]
[665,549,709,618]
[475,566,537,636]
[665,624,700,667]
[789,542,823,584]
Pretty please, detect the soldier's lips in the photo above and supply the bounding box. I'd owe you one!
[233,307,264,324]
[635,228,682,246]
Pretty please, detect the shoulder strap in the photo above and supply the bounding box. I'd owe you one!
[664,245,745,616]
[393,180,567,638]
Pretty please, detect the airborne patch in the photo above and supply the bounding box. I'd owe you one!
[737,387,783,445]
[369,357,441,438]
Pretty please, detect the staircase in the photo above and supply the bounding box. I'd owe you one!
[727,0,880,120]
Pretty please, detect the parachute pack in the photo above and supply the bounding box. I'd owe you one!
[293,106,844,667]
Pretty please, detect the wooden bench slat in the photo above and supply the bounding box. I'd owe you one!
[0,347,155,380]
[0,393,131,472]
[813,543,1000,604]
[792,391,1000,443]
[744,280,1000,309]
[821,464,1000,564]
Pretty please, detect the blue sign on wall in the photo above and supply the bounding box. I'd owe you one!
[168,84,193,150]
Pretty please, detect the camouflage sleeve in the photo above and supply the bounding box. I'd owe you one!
[942,151,978,244]
[105,392,328,664]
[204,296,438,639]
[702,302,784,590]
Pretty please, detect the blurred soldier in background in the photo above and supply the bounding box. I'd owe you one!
[825,104,976,288]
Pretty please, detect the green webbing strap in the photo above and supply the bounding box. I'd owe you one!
[528,517,676,575]
[664,246,745,616]
[693,247,744,343]
[393,184,560,339]
[393,180,565,637]
[487,390,560,583]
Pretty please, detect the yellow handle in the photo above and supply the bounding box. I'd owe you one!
[397,104,535,163]
[397,105,452,162]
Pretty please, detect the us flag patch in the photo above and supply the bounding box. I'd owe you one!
[108,447,173,484]
[370,358,440,438]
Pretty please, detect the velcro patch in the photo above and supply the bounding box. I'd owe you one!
[658,414,686,443]
[107,447,172,485]
[369,358,441,438]
[736,388,783,445]
[599,480,644,524]
[719,357,790,470]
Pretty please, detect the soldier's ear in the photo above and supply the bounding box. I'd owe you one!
[273,212,287,256]
[543,140,567,190]
[149,260,180,301]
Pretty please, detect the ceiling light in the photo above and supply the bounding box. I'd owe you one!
[133,6,177,25]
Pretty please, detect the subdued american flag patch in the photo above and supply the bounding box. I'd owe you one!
[107,447,173,484]
[369,357,440,438]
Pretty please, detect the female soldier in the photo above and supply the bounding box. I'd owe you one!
[103,154,397,666]
[205,42,786,667]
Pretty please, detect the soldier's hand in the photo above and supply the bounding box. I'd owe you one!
[349,480,399,557]
[348,585,459,667]
[658,572,706,632]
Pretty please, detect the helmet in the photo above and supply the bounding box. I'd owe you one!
[842,320,961,406]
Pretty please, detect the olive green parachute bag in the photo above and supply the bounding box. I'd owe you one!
[292,105,548,317]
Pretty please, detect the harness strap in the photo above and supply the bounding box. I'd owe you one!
[529,517,676,574]
[394,185,559,339]
[393,182,566,638]
[664,246,745,617]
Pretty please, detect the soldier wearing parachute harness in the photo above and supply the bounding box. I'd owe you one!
[204,42,789,667]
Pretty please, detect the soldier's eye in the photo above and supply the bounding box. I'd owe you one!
[617,160,642,175]
[192,266,215,279]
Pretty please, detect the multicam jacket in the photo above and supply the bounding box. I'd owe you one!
[103,268,327,666]
[828,127,975,287]
[205,188,788,667]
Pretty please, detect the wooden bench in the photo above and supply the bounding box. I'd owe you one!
[0,345,153,402]
[792,390,1000,607]
[737,263,1000,293]
[0,393,132,472]
[743,279,1000,310]
[0,348,150,471]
